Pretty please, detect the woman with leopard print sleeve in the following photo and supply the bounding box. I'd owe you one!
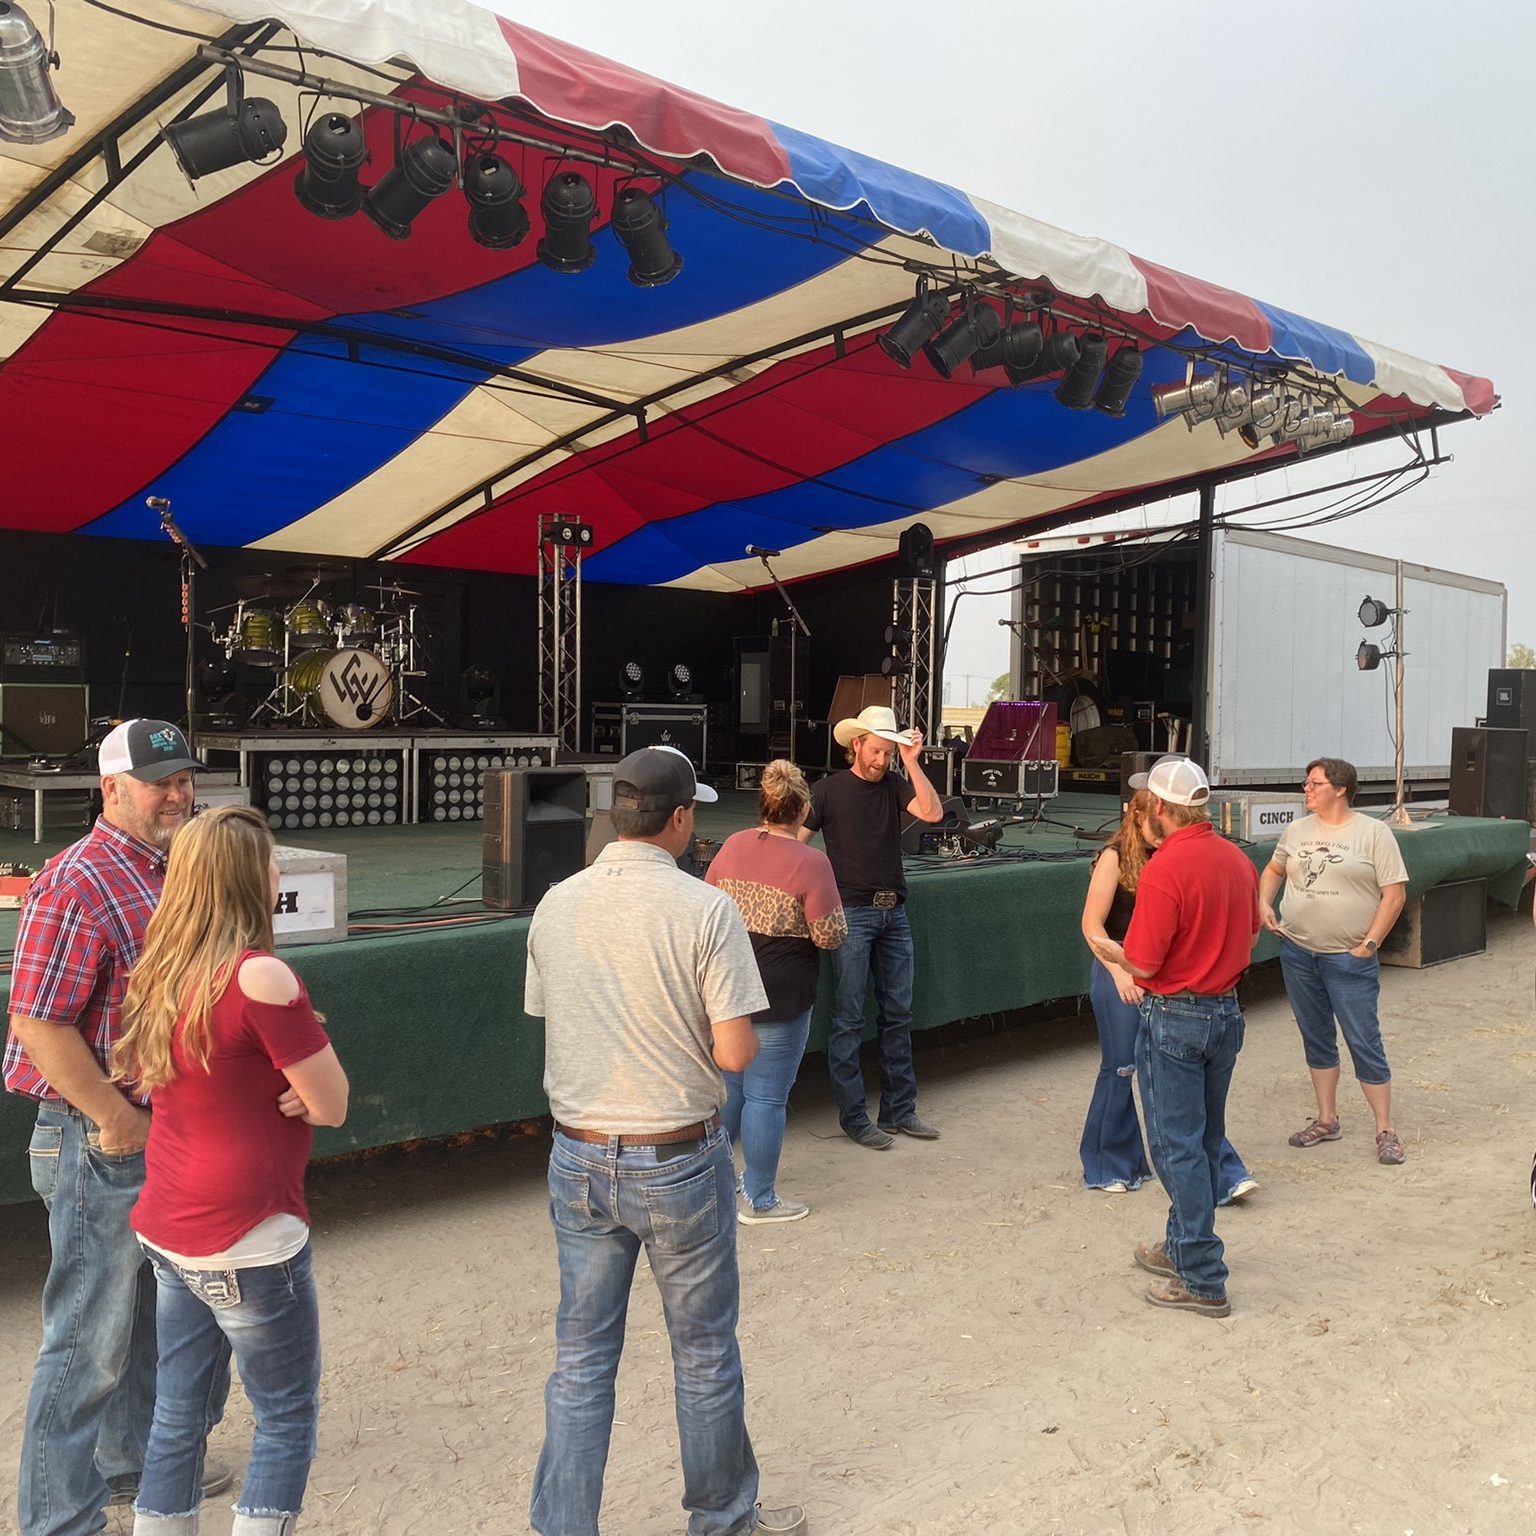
[707,760,847,1224]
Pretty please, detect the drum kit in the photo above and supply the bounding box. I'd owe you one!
[209,564,442,729]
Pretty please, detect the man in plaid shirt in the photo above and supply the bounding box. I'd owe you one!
[4,719,231,1536]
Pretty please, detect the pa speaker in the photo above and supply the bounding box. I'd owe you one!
[0,683,89,759]
[1447,726,1529,820]
[1486,670,1536,735]
[482,767,588,909]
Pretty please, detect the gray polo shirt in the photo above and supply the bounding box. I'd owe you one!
[525,840,768,1133]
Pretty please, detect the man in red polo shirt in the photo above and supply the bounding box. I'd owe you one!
[1089,755,1258,1318]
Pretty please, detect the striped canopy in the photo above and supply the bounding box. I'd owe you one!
[0,0,1497,591]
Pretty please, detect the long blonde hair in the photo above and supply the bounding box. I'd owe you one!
[1111,788,1157,892]
[116,806,276,1091]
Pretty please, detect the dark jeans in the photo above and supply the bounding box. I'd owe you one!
[1136,992,1245,1299]
[1081,961,1250,1199]
[826,903,918,1131]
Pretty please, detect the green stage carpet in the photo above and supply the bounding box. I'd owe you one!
[1,793,1527,1204]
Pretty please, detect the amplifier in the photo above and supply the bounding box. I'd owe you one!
[917,745,954,796]
[1,633,84,683]
[0,683,90,759]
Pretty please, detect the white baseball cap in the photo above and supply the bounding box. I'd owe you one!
[1128,755,1210,806]
[98,719,207,781]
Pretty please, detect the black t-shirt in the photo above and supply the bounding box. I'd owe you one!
[805,769,908,905]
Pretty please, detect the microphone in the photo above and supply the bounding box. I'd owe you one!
[146,496,171,512]
[745,545,782,559]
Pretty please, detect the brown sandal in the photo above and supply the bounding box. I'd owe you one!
[1376,1129,1406,1165]
[1288,1118,1342,1148]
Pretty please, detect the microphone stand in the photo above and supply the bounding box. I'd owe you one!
[152,498,207,740]
[753,551,811,763]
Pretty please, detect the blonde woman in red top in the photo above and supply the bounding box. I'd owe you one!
[707,761,846,1223]
[114,806,347,1536]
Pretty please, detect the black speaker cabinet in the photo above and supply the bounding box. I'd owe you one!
[1380,878,1487,969]
[1486,670,1536,734]
[0,683,89,759]
[1447,726,1529,820]
[482,768,588,910]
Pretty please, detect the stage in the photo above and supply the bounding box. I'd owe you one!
[0,791,1528,1205]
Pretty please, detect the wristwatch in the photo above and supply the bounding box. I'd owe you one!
[1362,938,1378,953]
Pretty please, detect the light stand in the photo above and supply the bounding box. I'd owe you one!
[149,496,207,738]
[747,546,811,763]
[1356,560,1411,828]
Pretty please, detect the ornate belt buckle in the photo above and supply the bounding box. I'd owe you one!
[873,890,897,910]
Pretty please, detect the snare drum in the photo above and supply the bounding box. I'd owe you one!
[230,606,282,668]
[336,603,378,648]
[286,598,333,651]
[287,647,394,728]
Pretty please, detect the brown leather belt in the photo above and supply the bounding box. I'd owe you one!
[555,1110,721,1147]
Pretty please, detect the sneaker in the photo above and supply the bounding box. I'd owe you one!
[1376,1129,1406,1165]
[1225,1177,1260,1202]
[753,1504,807,1534]
[739,1196,810,1225]
[877,1115,940,1140]
[845,1122,894,1150]
[1145,1276,1231,1318]
[1133,1239,1176,1278]
[1101,1180,1130,1194]
[108,1459,235,1507]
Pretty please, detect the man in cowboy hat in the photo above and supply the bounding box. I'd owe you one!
[799,705,943,1149]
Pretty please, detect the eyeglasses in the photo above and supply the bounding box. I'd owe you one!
[1301,778,1332,790]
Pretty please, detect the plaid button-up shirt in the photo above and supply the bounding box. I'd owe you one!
[4,817,167,1105]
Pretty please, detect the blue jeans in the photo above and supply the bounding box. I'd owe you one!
[1081,962,1250,1200]
[135,1242,320,1535]
[1136,993,1246,1300]
[531,1126,758,1536]
[17,1103,158,1536]
[722,1009,813,1211]
[827,903,918,1130]
[1278,936,1392,1084]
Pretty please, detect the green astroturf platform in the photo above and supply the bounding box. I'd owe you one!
[1,792,1527,1204]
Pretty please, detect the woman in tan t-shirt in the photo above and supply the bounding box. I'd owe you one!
[1258,756,1409,1165]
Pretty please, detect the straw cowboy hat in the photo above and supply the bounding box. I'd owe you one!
[833,704,918,749]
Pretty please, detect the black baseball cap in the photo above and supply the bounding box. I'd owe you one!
[97,719,207,782]
[612,745,717,813]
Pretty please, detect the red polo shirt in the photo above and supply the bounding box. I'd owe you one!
[1123,822,1259,995]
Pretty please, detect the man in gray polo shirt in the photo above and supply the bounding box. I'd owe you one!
[524,745,805,1536]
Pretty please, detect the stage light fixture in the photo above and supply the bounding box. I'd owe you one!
[619,660,645,701]
[879,277,950,368]
[1055,331,1109,410]
[970,319,1044,382]
[1358,596,1391,628]
[552,519,594,547]
[464,151,529,249]
[1296,413,1355,454]
[1005,330,1081,384]
[0,0,73,144]
[363,133,456,239]
[162,68,286,181]
[538,170,598,273]
[1092,345,1143,417]
[1356,640,1383,672]
[667,662,694,700]
[1151,373,1221,425]
[294,111,367,219]
[923,300,1001,380]
[611,186,682,286]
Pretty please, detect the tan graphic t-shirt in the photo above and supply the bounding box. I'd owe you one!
[1272,812,1409,954]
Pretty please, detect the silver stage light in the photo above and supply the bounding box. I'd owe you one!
[1150,373,1221,424]
[0,0,73,145]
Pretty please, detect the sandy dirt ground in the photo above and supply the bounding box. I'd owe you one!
[3,911,1535,1536]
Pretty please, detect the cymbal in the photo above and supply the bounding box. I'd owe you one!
[367,581,422,597]
[234,573,304,599]
[285,561,350,583]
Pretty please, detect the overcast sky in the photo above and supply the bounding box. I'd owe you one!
[499,0,1532,694]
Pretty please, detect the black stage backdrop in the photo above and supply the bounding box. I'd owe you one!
[0,529,925,762]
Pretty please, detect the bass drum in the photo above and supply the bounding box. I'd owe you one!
[287,647,395,729]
